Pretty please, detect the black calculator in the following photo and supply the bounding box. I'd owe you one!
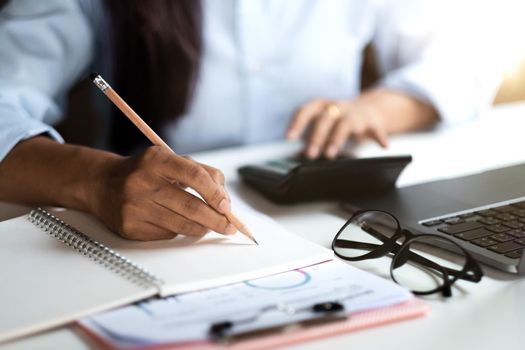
[238,155,412,204]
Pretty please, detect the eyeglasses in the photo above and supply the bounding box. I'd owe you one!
[331,210,483,297]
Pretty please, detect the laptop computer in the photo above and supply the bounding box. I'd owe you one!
[344,162,525,275]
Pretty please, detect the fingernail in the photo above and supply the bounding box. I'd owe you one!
[218,198,230,213]
[225,224,237,235]
[307,145,319,158]
[326,145,338,158]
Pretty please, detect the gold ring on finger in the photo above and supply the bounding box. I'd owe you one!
[326,103,342,118]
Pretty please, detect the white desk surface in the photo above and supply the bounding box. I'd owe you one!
[2,102,525,350]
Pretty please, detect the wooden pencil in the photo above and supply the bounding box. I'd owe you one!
[90,73,257,245]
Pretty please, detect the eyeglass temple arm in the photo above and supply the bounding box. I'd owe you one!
[360,224,394,243]
[360,227,482,282]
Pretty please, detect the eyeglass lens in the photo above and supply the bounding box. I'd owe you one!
[390,235,467,294]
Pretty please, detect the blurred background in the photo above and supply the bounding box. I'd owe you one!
[0,0,524,146]
[480,0,525,104]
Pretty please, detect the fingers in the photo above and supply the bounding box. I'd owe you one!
[175,157,228,200]
[286,99,326,140]
[323,113,388,158]
[100,147,238,241]
[368,124,389,148]
[120,222,178,241]
[288,100,390,159]
[182,156,230,199]
[146,148,230,214]
[351,116,389,149]
[197,161,231,201]
[152,184,236,235]
[144,202,213,237]
[113,182,235,241]
[306,106,343,158]
[193,160,226,186]
[325,117,354,158]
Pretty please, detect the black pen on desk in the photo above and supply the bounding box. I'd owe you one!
[89,73,258,245]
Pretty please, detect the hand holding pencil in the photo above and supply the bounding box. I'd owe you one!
[90,73,257,244]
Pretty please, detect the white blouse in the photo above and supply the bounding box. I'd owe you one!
[0,0,501,159]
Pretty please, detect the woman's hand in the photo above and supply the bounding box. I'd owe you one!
[286,89,439,159]
[0,137,236,241]
[89,146,236,241]
[286,98,389,159]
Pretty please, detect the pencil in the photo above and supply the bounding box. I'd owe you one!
[90,73,258,245]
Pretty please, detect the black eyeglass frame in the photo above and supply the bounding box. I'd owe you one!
[331,209,484,297]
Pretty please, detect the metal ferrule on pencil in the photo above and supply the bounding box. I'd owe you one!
[91,73,110,92]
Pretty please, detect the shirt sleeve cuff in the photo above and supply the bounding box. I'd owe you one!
[0,82,65,162]
[0,117,64,162]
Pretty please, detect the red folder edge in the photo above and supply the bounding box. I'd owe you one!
[78,298,430,350]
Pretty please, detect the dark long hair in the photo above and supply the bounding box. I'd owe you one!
[103,0,203,154]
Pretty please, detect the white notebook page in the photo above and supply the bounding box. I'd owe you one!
[0,216,155,343]
[51,199,333,296]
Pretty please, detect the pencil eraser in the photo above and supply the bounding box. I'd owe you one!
[89,72,99,81]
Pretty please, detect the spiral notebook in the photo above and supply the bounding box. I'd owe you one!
[0,203,333,343]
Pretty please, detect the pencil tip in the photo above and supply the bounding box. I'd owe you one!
[254,239,259,246]
[89,72,99,81]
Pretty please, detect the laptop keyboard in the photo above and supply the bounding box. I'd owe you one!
[421,201,525,260]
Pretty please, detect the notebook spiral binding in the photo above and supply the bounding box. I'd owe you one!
[27,208,163,289]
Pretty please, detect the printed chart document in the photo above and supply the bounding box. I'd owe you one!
[0,196,332,343]
[81,260,413,349]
